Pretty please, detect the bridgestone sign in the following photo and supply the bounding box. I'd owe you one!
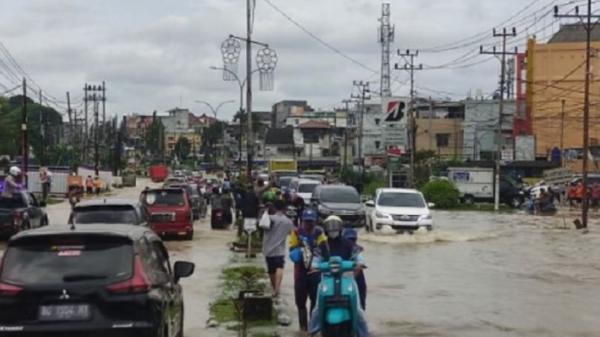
[381,97,409,151]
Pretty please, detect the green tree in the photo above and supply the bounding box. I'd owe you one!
[200,121,223,163]
[174,136,191,160]
[145,113,165,158]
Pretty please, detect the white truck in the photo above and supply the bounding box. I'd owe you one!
[447,167,525,208]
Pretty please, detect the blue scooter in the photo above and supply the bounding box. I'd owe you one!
[313,256,361,337]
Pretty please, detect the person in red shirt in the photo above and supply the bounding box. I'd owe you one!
[567,183,577,209]
[574,181,585,208]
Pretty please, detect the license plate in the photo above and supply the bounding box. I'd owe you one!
[39,304,91,321]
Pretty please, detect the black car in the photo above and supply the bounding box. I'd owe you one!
[311,185,366,228]
[166,184,205,220]
[0,191,48,238]
[69,198,147,226]
[0,224,195,336]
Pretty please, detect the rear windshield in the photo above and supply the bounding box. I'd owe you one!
[73,206,138,225]
[298,183,319,193]
[1,236,133,286]
[143,190,185,206]
[377,192,426,208]
[320,187,360,204]
[0,194,26,208]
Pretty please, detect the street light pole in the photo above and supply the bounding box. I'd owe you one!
[195,100,235,165]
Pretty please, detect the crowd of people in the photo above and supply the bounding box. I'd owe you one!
[221,174,368,334]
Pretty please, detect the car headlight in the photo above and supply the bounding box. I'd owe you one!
[375,211,391,219]
[419,214,432,221]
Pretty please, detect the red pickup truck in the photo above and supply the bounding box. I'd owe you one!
[141,188,193,240]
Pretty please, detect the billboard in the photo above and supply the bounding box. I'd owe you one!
[381,97,409,150]
[515,135,535,161]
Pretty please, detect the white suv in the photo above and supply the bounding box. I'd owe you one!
[365,188,433,233]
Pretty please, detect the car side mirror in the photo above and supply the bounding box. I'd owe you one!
[428,202,435,208]
[174,261,195,283]
[365,200,375,207]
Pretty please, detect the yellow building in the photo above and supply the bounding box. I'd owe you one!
[530,24,600,158]
[415,118,463,158]
[165,132,202,156]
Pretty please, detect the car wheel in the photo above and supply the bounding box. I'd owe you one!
[185,231,194,241]
[463,195,475,205]
[41,217,49,227]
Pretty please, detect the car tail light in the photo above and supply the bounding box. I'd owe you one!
[12,212,22,227]
[106,256,151,294]
[0,282,23,297]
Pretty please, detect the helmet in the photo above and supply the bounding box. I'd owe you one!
[301,209,317,221]
[9,166,21,176]
[322,215,344,239]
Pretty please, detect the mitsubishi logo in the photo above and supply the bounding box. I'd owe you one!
[59,289,70,300]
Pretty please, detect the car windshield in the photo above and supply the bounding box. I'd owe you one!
[0,194,26,208]
[73,206,138,225]
[298,183,319,193]
[143,190,185,206]
[377,192,425,208]
[1,236,133,285]
[320,187,360,203]
[278,177,293,188]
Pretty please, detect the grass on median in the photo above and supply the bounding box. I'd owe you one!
[210,264,277,329]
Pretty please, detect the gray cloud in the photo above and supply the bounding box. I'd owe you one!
[0,0,545,120]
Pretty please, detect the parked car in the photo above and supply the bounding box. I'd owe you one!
[163,176,186,187]
[289,178,322,205]
[0,191,48,238]
[0,224,195,336]
[141,188,194,240]
[365,188,433,233]
[167,183,206,220]
[311,185,366,228]
[69,198,147,226]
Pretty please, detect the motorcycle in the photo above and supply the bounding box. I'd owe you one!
[211,208,227,229]
[312,256,365,337]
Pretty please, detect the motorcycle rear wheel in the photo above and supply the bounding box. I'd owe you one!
[322,321,354,337]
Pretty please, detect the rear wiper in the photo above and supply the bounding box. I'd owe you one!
[63,274,107,282]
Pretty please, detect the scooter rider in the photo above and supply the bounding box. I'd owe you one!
[288,209,328,331]
[343,228,367,310]
[2,166,22,198]
[309,215,369,337]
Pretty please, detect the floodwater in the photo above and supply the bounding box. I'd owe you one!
[2,180,600,337]
[356,210,600,337]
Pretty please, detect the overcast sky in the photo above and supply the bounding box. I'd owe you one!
[0,0,566,120]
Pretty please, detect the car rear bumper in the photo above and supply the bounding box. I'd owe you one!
[0,320,154,335]
[150,222,193,237]
[0,223,19,236]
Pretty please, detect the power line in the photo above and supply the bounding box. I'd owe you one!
[261,0,378,74]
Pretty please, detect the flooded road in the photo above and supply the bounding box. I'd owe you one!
[356,211,600,337]
[2,181,600,337]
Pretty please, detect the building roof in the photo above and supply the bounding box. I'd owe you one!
[298,120,331,129]
[265,127,294,145]
[548,23,600,43]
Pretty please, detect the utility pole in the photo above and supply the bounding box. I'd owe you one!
[84,83,89,157]
[428,97,433,150]
[395,49,422,187]
[351,81,371,178]
[246,0,253,181]
[102,81,106,150]
[21,78,28,188]
[66,92,72,139]
[480,27,518,211]
[39,90,45,166]
[560,99,566,158]
[94,99,99,177]
[555,2,599,228]
[341,99,355,172]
